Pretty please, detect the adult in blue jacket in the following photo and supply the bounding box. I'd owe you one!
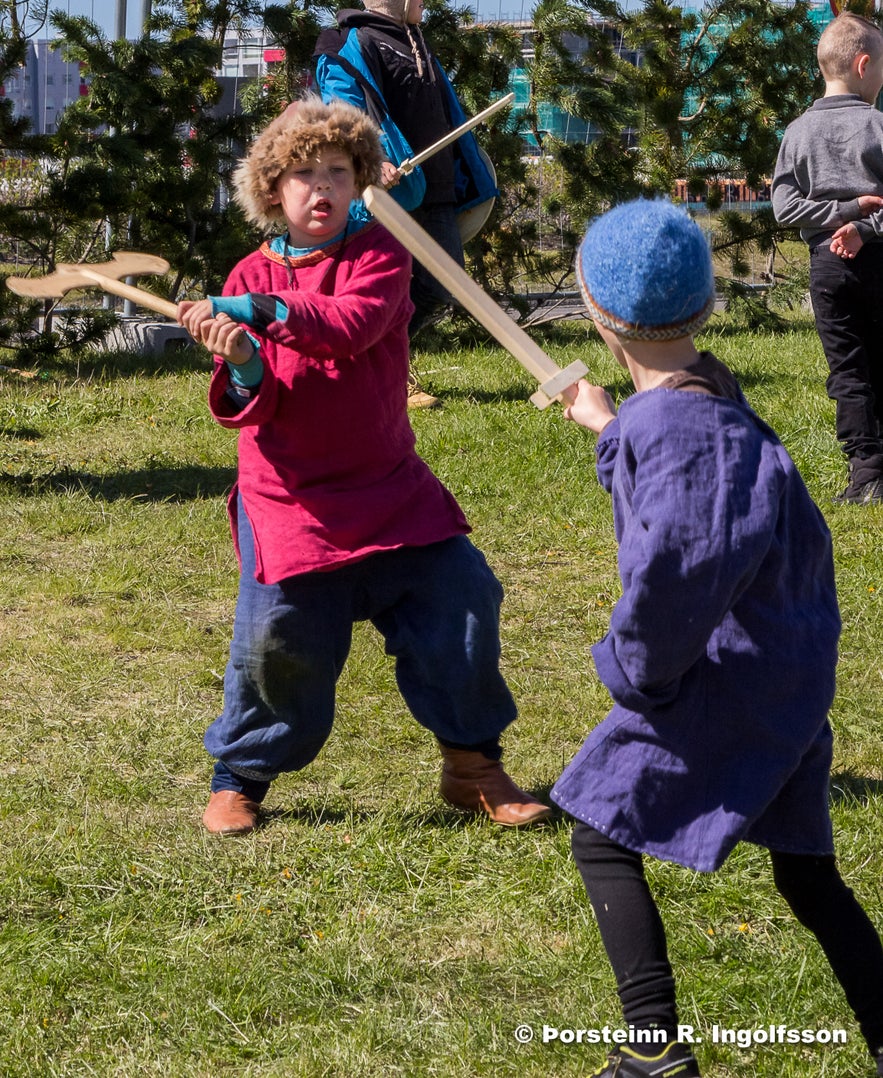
[314,0,497,356]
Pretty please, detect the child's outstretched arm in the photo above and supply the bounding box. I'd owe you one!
[563,379,617,434]
[592,406,785,711]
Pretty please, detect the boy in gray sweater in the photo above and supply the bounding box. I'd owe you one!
[772,11,883,504]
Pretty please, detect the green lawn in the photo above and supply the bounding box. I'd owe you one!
[0,317,880,1077]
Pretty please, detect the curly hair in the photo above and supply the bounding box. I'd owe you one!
[232,96,384,233]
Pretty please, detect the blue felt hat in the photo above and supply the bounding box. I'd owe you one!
[577,198,715,340]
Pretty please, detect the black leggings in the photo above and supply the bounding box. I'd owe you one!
[571,821,883,1055]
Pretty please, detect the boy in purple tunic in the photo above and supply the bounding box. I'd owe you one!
[552,198,883,1077]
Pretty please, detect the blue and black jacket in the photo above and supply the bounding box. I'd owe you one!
[313,11,498,217]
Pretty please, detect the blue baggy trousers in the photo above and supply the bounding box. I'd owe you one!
[206,503,517,795]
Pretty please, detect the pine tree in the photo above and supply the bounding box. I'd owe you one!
[619,0,818,196]
[52,5,259,299]
[0,1,120,357]
[492,0,819,319]
[237,2,334,123]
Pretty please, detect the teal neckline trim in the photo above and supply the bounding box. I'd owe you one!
[268,208,369,258]
[270,229,346,258]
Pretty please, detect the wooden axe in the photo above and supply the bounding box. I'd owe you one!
[6,252,178,320]
[363,184,586,408]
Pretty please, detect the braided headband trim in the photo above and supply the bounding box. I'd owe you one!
[577,259,715,341]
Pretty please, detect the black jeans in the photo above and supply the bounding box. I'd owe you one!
[408,202,463,338]
[571,821,883,1056]
[809,242,883,484]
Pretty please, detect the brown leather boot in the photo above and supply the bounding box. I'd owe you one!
[202,790,261,835]
[407,379,441,409]
[438,745,552,826]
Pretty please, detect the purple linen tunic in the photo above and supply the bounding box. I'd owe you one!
[551,375,840,871]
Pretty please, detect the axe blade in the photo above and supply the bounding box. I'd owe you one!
[5,270,92,300]
[6,251,174,316]
[71,252,171,279]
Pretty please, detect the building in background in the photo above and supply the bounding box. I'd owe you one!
[2,2,835,145]
[1,39,89,135]
[508,20,642,151]
[507,0,832,151]
[0,31,291,134]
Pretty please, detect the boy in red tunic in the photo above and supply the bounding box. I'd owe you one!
[177,97,549,836]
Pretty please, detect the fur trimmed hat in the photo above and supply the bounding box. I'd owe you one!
[232,95,384,233]
[577,199,715,341]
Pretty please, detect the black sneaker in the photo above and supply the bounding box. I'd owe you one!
[587,1040,701,1077]
[833,476,883,505]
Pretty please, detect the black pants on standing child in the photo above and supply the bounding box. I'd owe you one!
[809,241,883,496]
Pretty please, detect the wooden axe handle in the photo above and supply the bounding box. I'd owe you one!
[76,268,179,320]
[363,185,586,408]
[397,93,515,176]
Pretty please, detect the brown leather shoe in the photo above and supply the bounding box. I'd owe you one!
[407,383,441,409]
[202,790,261,835]
[407,372,441,409]
[438,745,552,826]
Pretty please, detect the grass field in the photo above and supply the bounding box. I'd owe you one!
[0,316,880,1077]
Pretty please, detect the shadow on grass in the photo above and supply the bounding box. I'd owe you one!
[14,346,212,384]
[725,367,802,393]
[261,785,566,831]
[413,316,594,353]
[0,463,233,501]
[830,772,883,805]
[0,425,43,440]
[700,317,816,340]
[257,774,878,833]
[261,803,477,830]
[423,383,536,406]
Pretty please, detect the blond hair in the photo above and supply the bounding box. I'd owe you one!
[817,12,883,81]
[232,96,383,233]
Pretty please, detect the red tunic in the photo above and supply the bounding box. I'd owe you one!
[208,224,469,584]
